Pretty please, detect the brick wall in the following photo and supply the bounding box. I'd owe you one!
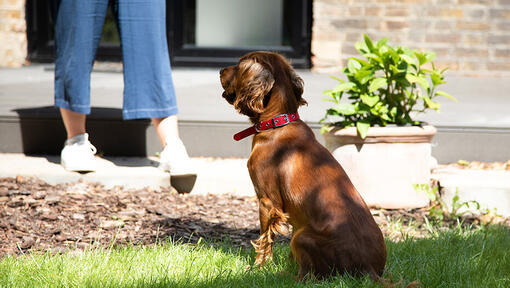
[0,0,26,68]
[1,0,509,73]
[312,0,510,76]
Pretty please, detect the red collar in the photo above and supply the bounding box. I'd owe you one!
[233,112,300,141]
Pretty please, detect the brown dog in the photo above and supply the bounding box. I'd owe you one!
[220,51,386,280]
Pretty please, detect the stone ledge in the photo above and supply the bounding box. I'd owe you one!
[432,167,510,217]
[0,153,254,196]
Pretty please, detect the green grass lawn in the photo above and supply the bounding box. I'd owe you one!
[1,225,510,288]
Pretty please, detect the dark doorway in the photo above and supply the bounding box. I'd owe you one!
[26,0,312,68]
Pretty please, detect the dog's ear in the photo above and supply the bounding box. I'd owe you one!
[290,69,307,106]
[235,59,275,114]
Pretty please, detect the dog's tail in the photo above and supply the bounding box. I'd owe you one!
[251,208,289,266]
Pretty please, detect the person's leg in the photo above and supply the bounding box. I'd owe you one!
[60,108,86,139]
[116,0,195,176]
[54,0,109,119]
[152,115,179,147]
[54,0,108,171]
[115,0,178,121]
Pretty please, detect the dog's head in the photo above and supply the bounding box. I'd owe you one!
[220,51,306,118]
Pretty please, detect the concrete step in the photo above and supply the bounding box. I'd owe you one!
[0,153,254,196]
[1,109,510,162]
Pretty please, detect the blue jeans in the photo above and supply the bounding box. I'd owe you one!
[54,0,178,120]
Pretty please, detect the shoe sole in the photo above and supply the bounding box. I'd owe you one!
[171,174,197,194]
[61,161,96,173]
[63,167,96,173]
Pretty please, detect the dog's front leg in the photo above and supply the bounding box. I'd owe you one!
[252,197,288,266]
[253,197,275,266]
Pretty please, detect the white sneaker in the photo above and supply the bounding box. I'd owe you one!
[60,133,97,172]
[159,137,196,176]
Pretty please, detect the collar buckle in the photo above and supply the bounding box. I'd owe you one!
[272,114,290,128]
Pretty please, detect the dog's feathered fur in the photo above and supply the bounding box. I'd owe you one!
[220,51,387,280]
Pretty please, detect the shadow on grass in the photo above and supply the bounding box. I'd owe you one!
[144,215,289,251]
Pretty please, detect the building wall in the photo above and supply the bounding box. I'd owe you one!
[1,0,510,74]
[312,0,510,76]
[0,0,26,68]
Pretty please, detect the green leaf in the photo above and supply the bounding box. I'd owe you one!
[333,103,357,115]
[421,95,441,110]
[414,51,427,66]
[364,34,376,53]
[330,82,356,93]
[414,51,436,66]
[322,97,339,103]
[406,74,430,90]
[355,69,374,84]
[355,41,369,54]
[329,76,344,83]
[425,51,436,63]
[347,58,362,73]
[435,91,457,102]
[430,72,446,86]
[361,94,380,107]
[369,77,387,93]
[356,120,370,139]
[351,57,371,67]
[365,53,383,65]
[390,107,397,118]
[356,102,371,114]
[322,90,343,102]
[376,37,389,49]
[380,113,391,121]
[397,60,409,73]
[387,47,400,63]
[400,54,418,68]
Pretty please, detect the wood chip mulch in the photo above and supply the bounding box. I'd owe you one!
[445,160,510,171]
[1,176,508,257]
[0,176,261,256]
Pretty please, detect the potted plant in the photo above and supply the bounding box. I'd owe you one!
[321,34,456,209]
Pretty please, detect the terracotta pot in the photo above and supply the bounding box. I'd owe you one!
[324,125,437,209]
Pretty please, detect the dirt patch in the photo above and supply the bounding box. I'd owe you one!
[1,176,508,257]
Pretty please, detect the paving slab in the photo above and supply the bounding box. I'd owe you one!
[2,64,510,127]
[432,167,510,217]
[0,153,254,196]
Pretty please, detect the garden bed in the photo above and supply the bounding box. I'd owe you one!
[1,176,509,257]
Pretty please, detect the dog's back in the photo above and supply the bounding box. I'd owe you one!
[250,121,386,279]
[220,51,386,280]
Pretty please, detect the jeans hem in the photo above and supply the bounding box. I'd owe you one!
[122,106,178,120]
[55,100,90,115]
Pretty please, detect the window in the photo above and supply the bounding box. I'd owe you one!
[26,0,312,68]
[167,0,312,68]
